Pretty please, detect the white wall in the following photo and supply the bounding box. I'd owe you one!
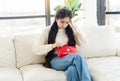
[83,0,97,26]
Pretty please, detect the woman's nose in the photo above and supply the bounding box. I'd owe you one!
[63,23,68,27]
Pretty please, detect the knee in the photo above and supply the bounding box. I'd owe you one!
[65,54,85,63]
[67,53,81,58]
[73,54,84,60]
[67,65,76,72]
[71,54,86,64]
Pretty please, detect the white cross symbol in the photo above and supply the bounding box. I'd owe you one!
[67,48,70,52]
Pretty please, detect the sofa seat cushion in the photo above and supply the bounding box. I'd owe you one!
[20,64,67,81]
[0,67,23,81]
[87,56,120,81]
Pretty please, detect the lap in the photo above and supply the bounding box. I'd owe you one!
[50,53,84,71]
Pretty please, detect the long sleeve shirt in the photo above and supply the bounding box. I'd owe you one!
[33,26,86,56]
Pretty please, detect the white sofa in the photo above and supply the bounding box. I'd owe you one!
[0,26,120,81]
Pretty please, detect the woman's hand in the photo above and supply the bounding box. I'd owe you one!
[69,19,77,29]
[51,42,64,48]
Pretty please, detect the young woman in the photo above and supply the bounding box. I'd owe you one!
[33,8,92,81]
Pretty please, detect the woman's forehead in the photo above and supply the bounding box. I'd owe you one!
[58,17,70,21]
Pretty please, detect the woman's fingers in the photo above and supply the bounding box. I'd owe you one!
[51,42,65,48]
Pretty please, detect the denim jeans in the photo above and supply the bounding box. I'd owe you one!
[50,54,92,81]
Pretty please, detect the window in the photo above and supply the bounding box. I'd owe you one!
[97,0,106,25]
[50,0,64,24]
[0,0,46,35]
[0,0,45,16]
[106,0,120,27]
[105,0,120,32]
[97,0,120,29]
[50,0,85,27]
[0,0,85,35]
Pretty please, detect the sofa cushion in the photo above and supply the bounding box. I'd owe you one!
[87,56,120,81]
[0,36,16,67]
[0,67,22,81]
[116,33,120,56]
[20,64,66,81]
[78,26,116,58]
[14,34,45,68]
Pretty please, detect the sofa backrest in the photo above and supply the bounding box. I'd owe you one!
[78,26,117,58]
[13,26,117,68]
[0,36,16,67]
[14,33,45,68]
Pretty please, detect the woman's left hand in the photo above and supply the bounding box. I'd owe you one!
[69,19,77,29]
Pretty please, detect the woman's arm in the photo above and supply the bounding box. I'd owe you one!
[32,27,53,55]
[70,20,86,46]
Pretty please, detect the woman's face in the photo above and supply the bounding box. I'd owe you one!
[56,17,71,29]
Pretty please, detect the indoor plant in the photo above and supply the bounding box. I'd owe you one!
[54,0,82,17]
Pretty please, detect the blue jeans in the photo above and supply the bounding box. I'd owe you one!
[50,54,92,81]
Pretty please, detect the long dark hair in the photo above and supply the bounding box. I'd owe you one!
[43,9,76,68]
